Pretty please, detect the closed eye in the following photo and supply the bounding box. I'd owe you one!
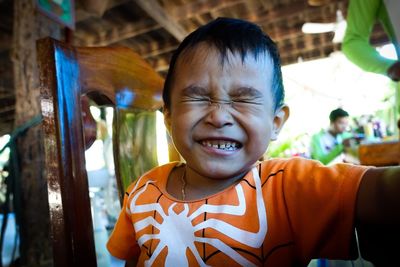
[181,96,210,103]
[230,87,264,105]
[232,98,263,105]
[180,85,211,104]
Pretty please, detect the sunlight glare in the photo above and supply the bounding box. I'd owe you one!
[156,111,169,165]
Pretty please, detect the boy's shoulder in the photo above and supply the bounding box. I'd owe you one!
[261,157,369,181]
[260,157,317,177]
[261,156,317,169]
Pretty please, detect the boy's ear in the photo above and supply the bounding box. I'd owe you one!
[271,105,289,141]
[163,105,172,134]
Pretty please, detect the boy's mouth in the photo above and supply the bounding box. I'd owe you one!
[200,140,242,151]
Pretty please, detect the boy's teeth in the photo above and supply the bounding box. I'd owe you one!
[202,140,239,150]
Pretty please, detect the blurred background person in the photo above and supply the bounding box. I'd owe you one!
[310,108,357,165]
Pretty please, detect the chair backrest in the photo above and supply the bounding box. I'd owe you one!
[37,37,165,267]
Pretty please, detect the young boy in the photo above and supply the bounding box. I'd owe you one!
[107,18,400,266]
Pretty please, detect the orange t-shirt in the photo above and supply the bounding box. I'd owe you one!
[107,157,369,266]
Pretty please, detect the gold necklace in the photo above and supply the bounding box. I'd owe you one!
[180,167,186,200]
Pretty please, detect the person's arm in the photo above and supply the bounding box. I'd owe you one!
[342,0,397,76]
[310,133,343,165]
[355,167,400,265]
[387,61,400,81]
[125,259,138,267]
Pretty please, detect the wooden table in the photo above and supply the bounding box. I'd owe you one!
[358,140,400,166]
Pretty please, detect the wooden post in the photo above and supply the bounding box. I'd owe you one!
[11,0,60,266]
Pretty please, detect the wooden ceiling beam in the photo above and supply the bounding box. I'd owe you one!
[75,0,301,47]
[73,0,351,71]
[115,34,176,58]
[0,117,14,123]
[75,0,245,46]
[147,42,339,72]
[134,0,188,41]
[136,34,340,69]
[74,19,159,46]
[76,2,311,57]
[0,120,14,136]
[0,93,15,100]
[146,54,171,73]
[125,27,307,61]
[254,0,344,28]
[280,43,341,65]
[155,63,170,73]
[75,0,132,22]
[120,7,339,70]
[142,43,177,59]
[0,105,15,114]
[269,27,304,43]
[150,0,339,48]
[168,0,244,20]
[256,1,307,23]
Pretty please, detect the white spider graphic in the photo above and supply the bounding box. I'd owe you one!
[127,167,267,267]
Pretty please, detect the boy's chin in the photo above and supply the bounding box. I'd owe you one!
[192,162,255,180]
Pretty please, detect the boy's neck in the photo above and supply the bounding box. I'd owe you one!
[328,128,338,137]
[167,164,250,201]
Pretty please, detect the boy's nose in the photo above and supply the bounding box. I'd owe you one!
[204,102,234,128]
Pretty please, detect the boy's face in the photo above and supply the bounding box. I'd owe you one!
[164,43,288,180]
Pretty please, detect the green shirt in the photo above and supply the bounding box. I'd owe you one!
[310,130,353,165]
[342,0,399,75]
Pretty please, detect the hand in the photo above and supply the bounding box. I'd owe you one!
[342,137,357,147]
[387,61,400,82]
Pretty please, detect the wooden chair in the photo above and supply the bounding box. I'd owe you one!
[37,37,166,267]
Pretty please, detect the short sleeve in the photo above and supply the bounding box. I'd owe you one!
[281,158,369,259]
[106,185,140,260]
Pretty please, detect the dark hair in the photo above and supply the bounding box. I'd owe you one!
[162,17,284,111]
[329,108,349,122]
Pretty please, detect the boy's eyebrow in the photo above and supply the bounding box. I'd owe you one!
[230,86,264,98]
[181,85,209,96]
